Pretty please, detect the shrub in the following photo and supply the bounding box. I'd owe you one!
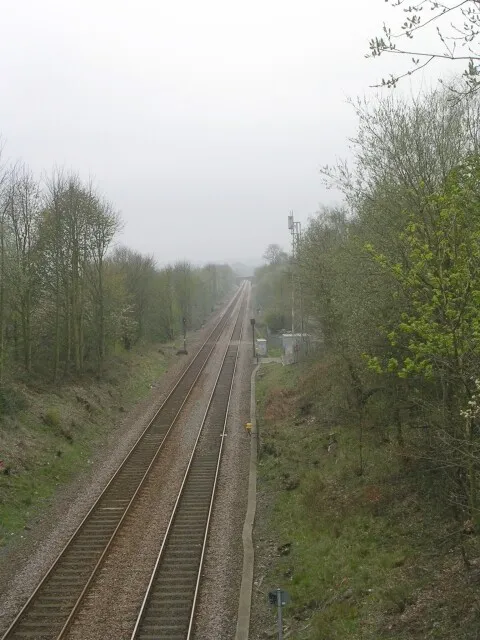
[0,386,27,416]
[264,310,287,333]
[43,408,61,429]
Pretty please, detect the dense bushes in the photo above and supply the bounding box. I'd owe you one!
[291,87,480,520]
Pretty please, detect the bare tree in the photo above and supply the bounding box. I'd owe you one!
[262,243,288,265]
[369,0,480,95]
[87,193,121,365]
[0,147,14,381]
[7,165,42,372]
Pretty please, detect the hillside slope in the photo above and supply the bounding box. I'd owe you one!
[250,362,480,640]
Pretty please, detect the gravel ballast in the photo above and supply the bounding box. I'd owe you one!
[0,294,239,637]
[193,284,253,639]
[66,319,238,640]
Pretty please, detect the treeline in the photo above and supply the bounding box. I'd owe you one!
[271,87,480,519]
[0,163,234,382]
[253,244,291,332]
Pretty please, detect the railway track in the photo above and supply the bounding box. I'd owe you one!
[1,284,247,640]
[131,292,247,640]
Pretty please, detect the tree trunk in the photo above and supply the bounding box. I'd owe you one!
[54,280,60,382]
[0,225,5,382]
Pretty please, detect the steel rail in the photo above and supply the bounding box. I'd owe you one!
[131,291,247,640]
[186,297,245,640]
[1,284,245,640]
[55,287,247,640]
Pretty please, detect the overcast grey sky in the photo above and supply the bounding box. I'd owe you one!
[0,1,443,265]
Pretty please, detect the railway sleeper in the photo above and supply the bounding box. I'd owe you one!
[57,551,102,558]
[55,560,97,569]
[9,621,60,629]
[40,579,84,589]
[139,620,191,632]
[68,541,109,553]
[139,626,188,638]
[166,532,205,542]
[162,549,201,559]
[31,596,70,611]
[167,535,205,544]
[5,632,54,639]
[34,596,75,604]
[151,583,196,595]
[160,555,201,564]
[173,511,209,520]
[147,593,192,604]
[172,520,208,528]
[146,610,191,621]
[138,636,187,640]
[157,567,197,575]
[180,496,213,503]
[153,577,197,588]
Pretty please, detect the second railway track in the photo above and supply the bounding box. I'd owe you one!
[1,284,247,640]
[131,288,247,640]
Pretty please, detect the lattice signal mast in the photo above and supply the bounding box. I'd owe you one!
[287,212,302,335]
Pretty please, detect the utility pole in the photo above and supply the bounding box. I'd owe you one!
[276,588,283,640]
[288,213,295,335]
[177,316,188,355]
[250,317,256,361]
[268,588,290,640]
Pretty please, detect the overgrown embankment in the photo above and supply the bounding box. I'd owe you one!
[252,362,480,640]
[0,344,174,547]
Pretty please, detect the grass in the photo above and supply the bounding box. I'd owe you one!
[0,344,169,547]
[267,346,282,358]
[254,361,480,639]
